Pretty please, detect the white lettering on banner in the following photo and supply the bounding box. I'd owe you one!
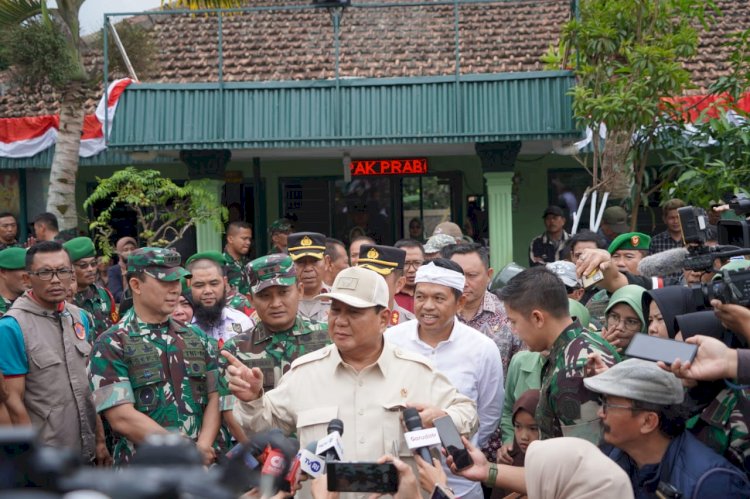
[404,428,441,450]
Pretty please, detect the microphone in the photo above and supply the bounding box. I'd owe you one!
[637,247,689,278]
[402,408,434,463]
[260,434,299,498]
[316,419,344,462]
[285,440,325,491]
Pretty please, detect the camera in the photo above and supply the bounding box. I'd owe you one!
[690,267,750,307]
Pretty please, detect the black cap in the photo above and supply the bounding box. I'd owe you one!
[357,244,406,276]
[287,232,326,261]
[542,205,565,218]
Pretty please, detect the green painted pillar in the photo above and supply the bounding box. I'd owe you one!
[476,141,521,270]
[180,150,231,253]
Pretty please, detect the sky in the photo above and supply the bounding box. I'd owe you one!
[79,0,162,35]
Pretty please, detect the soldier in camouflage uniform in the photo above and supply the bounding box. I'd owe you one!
[89,247,220,466]
[0,247,27,318]
[219,253,329,443]
[64,237,117,340]
[688,386,750,476]
[499,266,620,444]
[223,221,253,296]
[268,218,292,254]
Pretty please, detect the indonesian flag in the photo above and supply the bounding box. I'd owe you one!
[0,78,133,159]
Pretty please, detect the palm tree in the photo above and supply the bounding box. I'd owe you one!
[0,0,243,234]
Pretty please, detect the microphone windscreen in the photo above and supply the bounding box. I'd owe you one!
[327,419,344,436]
[637,247,689,278]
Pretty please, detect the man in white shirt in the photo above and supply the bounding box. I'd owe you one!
[385,259,504,499]
[186,252,253,345]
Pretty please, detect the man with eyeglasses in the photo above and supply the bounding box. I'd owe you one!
[64,237,117,341]
[0,212,19,250]
[393,239,425,313]
[0,241,110,465]
[585,359,748,497]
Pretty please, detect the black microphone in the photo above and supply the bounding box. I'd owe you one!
[402,407,432,463]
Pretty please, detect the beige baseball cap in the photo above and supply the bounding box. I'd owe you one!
[317,266,389,308]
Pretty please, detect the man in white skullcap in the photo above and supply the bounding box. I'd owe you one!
[385,259,504,499]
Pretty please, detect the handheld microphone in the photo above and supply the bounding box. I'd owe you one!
[402,408,435,463]
[260,434,299,498]
[316,419,344,462]
[296,441,325,478]
[637,247,689,278]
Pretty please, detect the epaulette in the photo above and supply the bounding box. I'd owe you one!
[392,346,433,370]
[290,344,334,369]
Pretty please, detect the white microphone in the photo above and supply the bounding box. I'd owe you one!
[297,442,326,478]
[315,419,344,462]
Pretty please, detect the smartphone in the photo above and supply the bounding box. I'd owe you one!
[624,334,698,366]
[326,462,399,493]
[582,268,604,288]
[430,483,454,499]
[433,415,473,471]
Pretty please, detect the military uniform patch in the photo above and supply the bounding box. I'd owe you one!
[232,322,242,333]
[73,322,86,340]
[391,311,399,325]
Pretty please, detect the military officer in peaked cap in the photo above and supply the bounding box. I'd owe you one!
[288,232,331,323]
[357,244,415,327]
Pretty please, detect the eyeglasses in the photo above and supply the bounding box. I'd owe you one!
[74,261,98,270]
[29,268,74,281]
[404,260,424,270]
[605,311,642,331]
[599,400,636,415]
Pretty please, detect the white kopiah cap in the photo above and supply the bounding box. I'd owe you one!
[317,266,389,308]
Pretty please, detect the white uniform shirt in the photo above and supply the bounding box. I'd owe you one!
[385,319,505,499]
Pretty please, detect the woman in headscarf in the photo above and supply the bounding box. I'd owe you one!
[602,284,646,352]
[506,390,541,467]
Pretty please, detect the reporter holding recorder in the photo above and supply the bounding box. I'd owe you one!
[223,266,477,496]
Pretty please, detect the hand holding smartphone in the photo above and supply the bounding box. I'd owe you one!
[433,415,473,471]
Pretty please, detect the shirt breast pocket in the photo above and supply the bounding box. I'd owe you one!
[28,347,62,371]
[381,404,414,458]
[296,406,339,451]
[130,361,166,413]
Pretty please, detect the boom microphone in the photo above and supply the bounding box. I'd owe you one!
[637,247,689,279]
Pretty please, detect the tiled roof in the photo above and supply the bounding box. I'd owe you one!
[1,0,747,119]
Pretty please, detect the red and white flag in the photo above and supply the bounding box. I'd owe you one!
[0,78,133,159]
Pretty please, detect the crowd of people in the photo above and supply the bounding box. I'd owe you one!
[0,203,749,498]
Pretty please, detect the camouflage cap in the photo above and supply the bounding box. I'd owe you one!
[268,218,292,234]
[247,253,297,294]
[63,236,96,261]
[423,233,456,254]
[127,247,190,282]
[0,247,27,270]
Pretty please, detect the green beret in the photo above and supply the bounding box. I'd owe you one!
[63,237,96,261]
[0,247,27,270]
[608,232,651,254]
[185,251,228,266]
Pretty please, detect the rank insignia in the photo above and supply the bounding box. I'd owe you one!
[301,236,313,246]
[367,248,379,259]
[111,311,119,323]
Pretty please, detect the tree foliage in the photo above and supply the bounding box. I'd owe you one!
[84,168,228,256]
[543,0,716,227]
[658,28,750,208]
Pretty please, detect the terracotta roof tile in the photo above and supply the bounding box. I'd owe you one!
[1,0,748,118]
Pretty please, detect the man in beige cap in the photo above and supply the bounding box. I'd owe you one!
[432,221,463,242]
[222,266,477,485]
